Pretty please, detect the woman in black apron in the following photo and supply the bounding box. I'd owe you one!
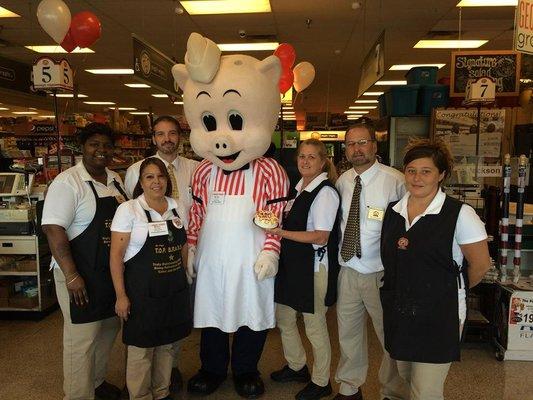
[42,123,125,400]
[266,139,340,400]
[110,158,191,400]
[380,139,491,400]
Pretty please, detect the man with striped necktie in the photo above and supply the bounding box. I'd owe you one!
[124,115,199,394]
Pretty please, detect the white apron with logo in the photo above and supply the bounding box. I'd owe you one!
[193,164,275,332]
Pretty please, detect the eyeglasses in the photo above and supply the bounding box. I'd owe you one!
[346,139,376,147]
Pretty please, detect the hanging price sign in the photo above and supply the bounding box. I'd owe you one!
[32,57,73,91]
[465,77,496,105]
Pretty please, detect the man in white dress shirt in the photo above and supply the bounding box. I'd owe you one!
[334,118,407,400]
[124,115,199,392]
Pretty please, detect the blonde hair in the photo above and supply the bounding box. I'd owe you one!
[298,138,338,183]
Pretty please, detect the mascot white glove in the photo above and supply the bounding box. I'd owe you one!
[186,245,197,285]
[253,249,279,281]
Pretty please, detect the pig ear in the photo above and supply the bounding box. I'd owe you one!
[172,64,189,91]
[256,55,281,86]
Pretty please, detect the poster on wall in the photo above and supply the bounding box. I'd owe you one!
[515,0,533,55]
[450,50,521,97]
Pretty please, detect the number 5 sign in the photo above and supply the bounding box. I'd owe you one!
[465,77,496,105]
[32,57,74,91]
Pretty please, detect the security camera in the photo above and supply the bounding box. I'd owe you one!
[174,5,184,14]
[238,29,246,38]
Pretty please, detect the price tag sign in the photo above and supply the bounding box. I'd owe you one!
[465,77,496,104]
[509,293,533,326]
[32,57,74,91]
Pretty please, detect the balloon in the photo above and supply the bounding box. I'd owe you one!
[293,61,315,93]
[279,68,294,94]
[70,11,102,48]
[274,43,296,70]
[60,28,77,53]
[37,0,71,44]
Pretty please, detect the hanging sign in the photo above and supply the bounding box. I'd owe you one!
[357,30,386,98]
[465,77,496,105]
[450,50,521,97]
[515,0,533,55]
[32,57,74,91]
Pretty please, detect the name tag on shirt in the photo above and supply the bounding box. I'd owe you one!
[148,221,169,237]
[367,207,384,221]
[210,191,225,205]
[115,194,126,204]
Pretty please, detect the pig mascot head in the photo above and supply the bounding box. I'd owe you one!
[172,33,281,171]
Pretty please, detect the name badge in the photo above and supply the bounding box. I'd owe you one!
[172,217,183,229]
[367,207,384,221]
[148,221,169,237]
[284,199,295,213]
[115,194,126,204]
[210,191,225,205]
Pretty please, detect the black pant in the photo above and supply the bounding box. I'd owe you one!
[200,326,268,377]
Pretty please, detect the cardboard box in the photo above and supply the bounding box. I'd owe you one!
[8,294,38,309]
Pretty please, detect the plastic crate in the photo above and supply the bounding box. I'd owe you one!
[378,94,387,117]
[405,67,438,85]
[418,84,449,115]
[385,85,420,116]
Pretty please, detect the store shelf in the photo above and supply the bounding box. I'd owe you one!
[120,146,147,150]
[0,306,39,312]
[0,271,37,276]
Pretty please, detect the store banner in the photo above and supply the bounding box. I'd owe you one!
[450,50,521,97]
[0,55,33,94]
[357,30,385,98]
[515,0,533,55]
[133,34,180,96]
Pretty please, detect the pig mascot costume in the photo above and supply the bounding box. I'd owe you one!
[172,33,289,398]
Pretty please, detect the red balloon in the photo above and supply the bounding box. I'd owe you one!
[279,68,294,94]
[60,28,77,53]
[274,43,296,70]
[70,11,101,48]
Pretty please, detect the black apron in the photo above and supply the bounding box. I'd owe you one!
[70,180,127,324]
[275,180,340,314]
[380,195,463,364]
[123,207,192,348]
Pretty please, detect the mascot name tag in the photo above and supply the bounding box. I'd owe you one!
[210,191,225,205]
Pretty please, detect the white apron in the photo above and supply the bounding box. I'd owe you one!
[193,164,275,332]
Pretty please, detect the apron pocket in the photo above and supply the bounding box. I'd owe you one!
[141,289,191,330]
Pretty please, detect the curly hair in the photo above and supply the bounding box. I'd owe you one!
[403,138,454,181]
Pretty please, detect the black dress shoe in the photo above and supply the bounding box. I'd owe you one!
[187,370,226,396]
[95,381,121,400]
[295,381,332,400]
[270,365,311,383]
[233,373,265,399]
[333,389,363,400]
[170,367,183,393]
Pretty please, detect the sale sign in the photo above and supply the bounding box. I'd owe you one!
[515,0,533,55]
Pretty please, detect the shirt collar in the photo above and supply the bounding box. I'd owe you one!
[352,159,379,186]
[295,172,329,193]
[137,193,177,213]
[155,152,179,168]
[76,161,115,186]
[392,188,446,220]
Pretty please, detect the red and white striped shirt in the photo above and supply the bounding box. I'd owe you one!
[187,157,289,253]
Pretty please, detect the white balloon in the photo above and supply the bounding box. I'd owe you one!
[293,61,315,93]
[37,0,71,44]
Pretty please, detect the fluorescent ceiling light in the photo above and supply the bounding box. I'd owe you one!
[389,64,445,71]
[520,79,532,83]
[180,0,271,15]
[0,6,20,17]
[457,0,516,6]
[50,93,88,98]
[84,101,115,105]
[363,91,384,96]
[85,69,134,75]
[350,106,377,110]
[344,111,369,114]
[283,106,294,110]
[25,45,94,53]
[218,42,279,52]
[174,101,184,105]
[39,115,56,118]
[13,111,38,115]
[355,100,378,104]
[152,94,168,98]
[375,80,407,86]
[125,83,150,88]
[130,112,150,115]
[0,107,9,111]
[414,40,487,49]
[28,107,37,110]
[117,107,137,111]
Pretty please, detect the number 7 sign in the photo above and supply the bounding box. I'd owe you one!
[465,77,496,105]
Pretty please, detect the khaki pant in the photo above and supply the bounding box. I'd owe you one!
[335,267,408,399]
[396,361,451,400]
[54,268,120,400]
[276,264,331,387]
[127,344,174,400]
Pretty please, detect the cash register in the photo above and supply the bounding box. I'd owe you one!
[0,172,36,235]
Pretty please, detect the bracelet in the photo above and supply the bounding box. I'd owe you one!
[66,274,80,286]
[65,271,79,281]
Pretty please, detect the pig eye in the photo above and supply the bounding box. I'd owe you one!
[228,110,243,131]
[202,112,217,132]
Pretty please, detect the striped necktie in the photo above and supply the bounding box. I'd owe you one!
[340,175,362,261]
[167,163,179,200]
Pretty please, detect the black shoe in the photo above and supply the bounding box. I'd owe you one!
[270,365,311,383]
[95,381,121,400]
[170,367,183,393]
[187,370,226,396]
[295,381,332,400]
[233,373,265,399]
